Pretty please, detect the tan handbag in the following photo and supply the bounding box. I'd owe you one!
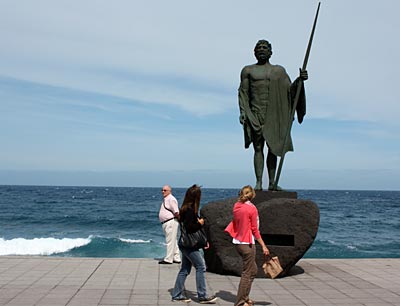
[262,255,283,278]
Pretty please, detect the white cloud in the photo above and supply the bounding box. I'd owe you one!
[1,1,399,124]
[1,0,400,190]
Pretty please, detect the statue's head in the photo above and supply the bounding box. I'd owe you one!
[254,39,272,62]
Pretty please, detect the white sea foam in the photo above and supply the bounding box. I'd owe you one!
[119,238,151,244]
[0,237,91,256]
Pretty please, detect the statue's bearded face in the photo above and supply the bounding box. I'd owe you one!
[254,40,272,61]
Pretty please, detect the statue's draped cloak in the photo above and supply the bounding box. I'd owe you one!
[239,68,306,157]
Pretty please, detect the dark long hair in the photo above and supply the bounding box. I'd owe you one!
[180,184,202,215]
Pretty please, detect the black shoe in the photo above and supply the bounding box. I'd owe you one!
[173,260,181,264]
[158,260,172,264]
[172,297,191,303]
[199,296,217,304]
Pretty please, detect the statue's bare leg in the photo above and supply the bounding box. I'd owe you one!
[267,151,281,190]
[253,140,264,190]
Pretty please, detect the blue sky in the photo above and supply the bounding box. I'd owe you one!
[1,0,399,190]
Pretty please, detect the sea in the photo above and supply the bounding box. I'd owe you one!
[1,185,399,259]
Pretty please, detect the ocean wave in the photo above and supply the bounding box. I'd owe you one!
[0,237,92,256]
[2,186,400,259]
[59,236,165,258]
[119,238,152,244]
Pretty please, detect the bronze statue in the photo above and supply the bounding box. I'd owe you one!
[238,39,308,191]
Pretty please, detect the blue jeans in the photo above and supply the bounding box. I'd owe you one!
[172,246,207,299]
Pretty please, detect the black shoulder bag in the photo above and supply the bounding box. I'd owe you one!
[179,222,207,249]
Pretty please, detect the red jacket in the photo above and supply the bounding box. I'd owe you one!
[224,201,261,244]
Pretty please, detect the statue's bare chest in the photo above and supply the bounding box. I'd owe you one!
[249,65,280,82]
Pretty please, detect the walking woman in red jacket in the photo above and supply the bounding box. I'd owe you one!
[225,185,270,306]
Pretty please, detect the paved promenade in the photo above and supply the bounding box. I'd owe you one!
[0,257,399,306]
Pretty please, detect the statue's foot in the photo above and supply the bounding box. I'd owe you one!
[268,183,283,191]
[255,181,263,191]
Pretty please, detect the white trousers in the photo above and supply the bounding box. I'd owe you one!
[162,219,181,263]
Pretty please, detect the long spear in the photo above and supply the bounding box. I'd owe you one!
[272,2,321,190]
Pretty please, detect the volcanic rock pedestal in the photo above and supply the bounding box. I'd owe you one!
[200,191,319,277]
